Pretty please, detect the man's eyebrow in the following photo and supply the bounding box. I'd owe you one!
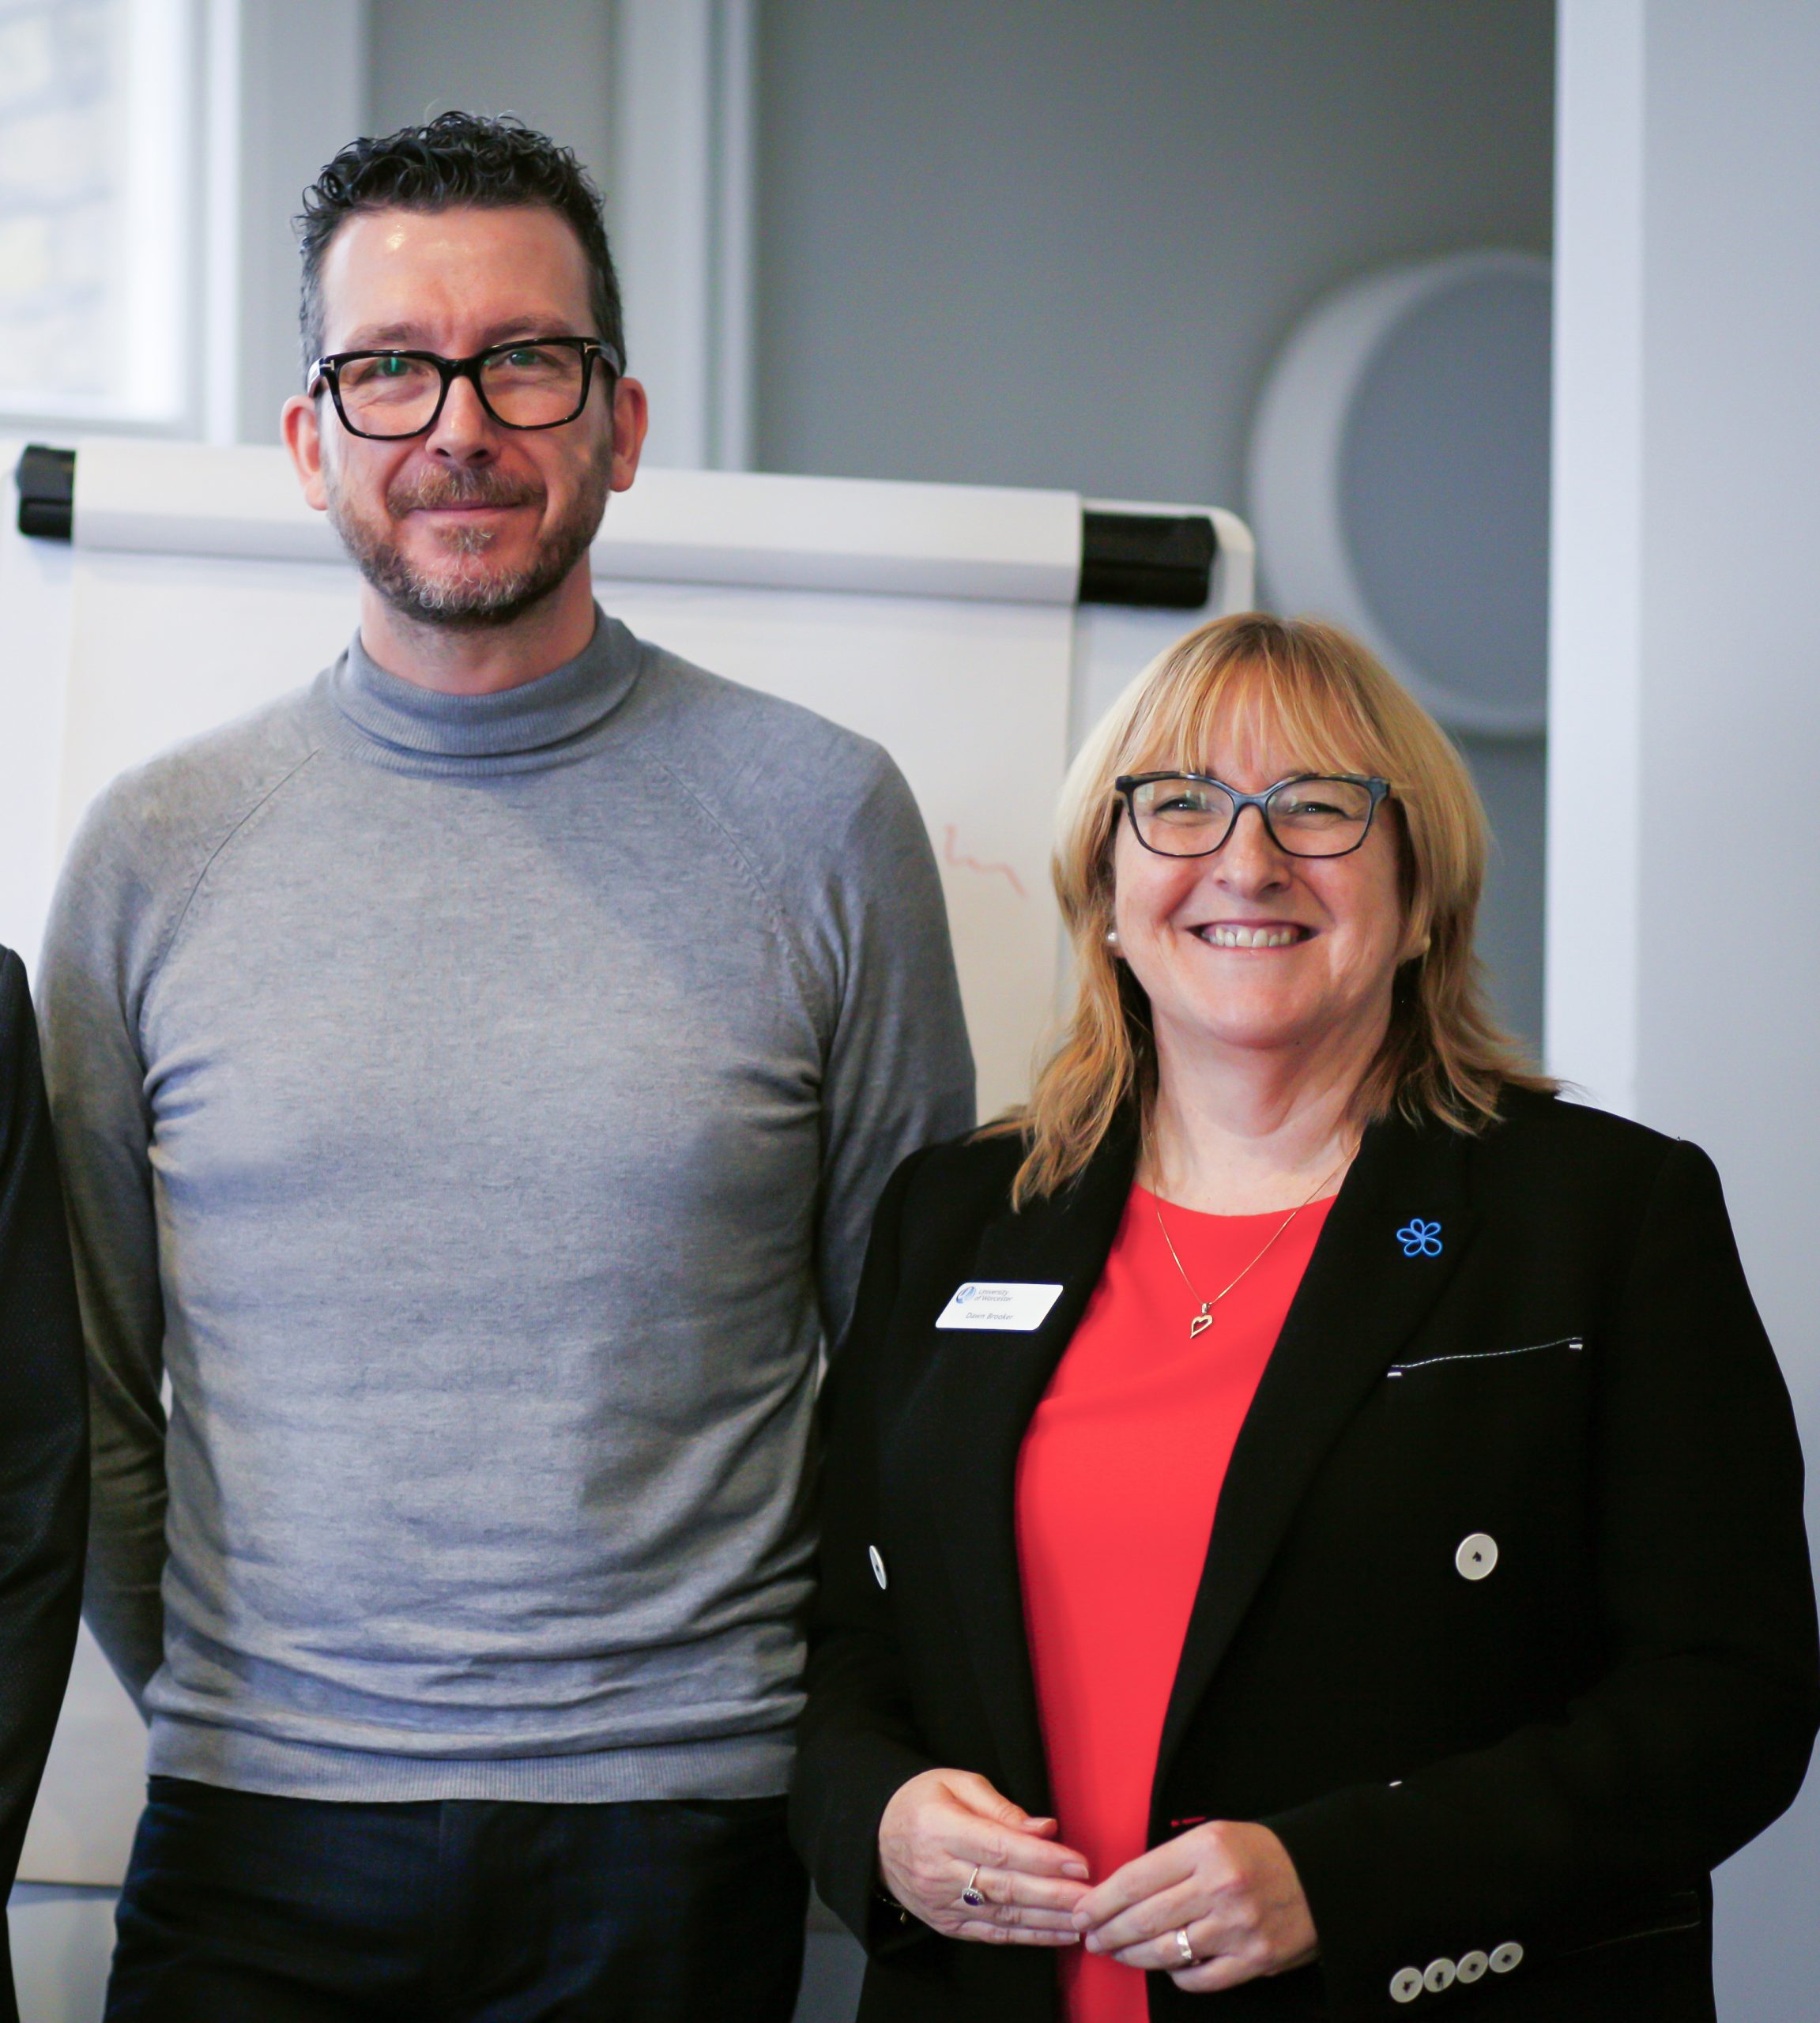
[337,323,421,349]
[333,318,590,352]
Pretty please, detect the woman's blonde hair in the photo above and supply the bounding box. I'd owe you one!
[1008,612,1551,1205]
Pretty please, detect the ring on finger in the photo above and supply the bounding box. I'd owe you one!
[960,1865,985,1909]
[1174,1927,1196,1967]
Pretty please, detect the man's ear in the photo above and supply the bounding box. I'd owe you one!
[282,393,330,512]
[609,375,650,494]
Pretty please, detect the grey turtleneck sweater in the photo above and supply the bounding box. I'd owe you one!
[38,612,974,1802]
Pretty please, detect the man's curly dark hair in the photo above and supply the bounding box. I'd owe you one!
[296,111,624,378]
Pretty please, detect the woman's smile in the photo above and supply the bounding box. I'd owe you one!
[1189,921,1311,950]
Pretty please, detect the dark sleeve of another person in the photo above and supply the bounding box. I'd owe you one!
[0,944,89,1898]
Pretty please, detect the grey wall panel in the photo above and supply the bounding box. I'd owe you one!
[752,0,1554,1049]
[754,0,1553,506]
[367,0,612,183]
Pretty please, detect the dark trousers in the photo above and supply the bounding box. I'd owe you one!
[106,1776,808,2023]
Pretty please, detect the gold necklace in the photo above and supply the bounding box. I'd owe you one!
[1150,1155,1350,1339]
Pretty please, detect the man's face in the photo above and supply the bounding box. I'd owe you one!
[284,204,642,630]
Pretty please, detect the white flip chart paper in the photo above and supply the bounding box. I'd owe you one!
[2,437,1252,1885]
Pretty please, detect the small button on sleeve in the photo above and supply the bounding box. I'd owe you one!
[1455,1531,1499,1580]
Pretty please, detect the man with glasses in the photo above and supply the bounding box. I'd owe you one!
[40,113,972,2021]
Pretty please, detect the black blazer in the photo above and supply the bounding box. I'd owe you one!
[790,1090,1819,2023]
[0,948,88,2022]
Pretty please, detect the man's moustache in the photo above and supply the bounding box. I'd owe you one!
[385,473,545,513]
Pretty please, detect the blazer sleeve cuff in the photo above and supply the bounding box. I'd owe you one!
[792,1731,939,1957]
[1262,1785,1526,2021]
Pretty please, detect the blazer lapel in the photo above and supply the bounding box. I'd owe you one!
[923,1115,1140,1813]
[1154,1110,1480,1791]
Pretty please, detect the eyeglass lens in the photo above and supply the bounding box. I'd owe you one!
[334,344,593,437]
[1128,775,1377,857]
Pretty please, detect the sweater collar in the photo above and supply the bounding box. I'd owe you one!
[323,608,641,772]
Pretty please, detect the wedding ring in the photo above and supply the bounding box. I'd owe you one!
[1174,1927,1196,1966]
[961,1865,985,1908]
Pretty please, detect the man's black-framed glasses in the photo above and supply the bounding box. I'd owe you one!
[1115,771,1391,859]
[307,337,622,440]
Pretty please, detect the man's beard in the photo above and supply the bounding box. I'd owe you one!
[326,450,611,631]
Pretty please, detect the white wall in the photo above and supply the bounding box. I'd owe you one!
[609,0,755,469]
[1549,2,1820,2015]
[216,0,369,444]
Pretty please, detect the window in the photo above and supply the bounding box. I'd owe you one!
[0,0,193,424]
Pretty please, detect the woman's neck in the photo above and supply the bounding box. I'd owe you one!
[1140,1024,1379,1215]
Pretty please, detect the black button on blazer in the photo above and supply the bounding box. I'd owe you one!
[789,1089,1819,2022]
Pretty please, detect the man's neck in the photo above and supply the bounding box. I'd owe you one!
[357,564,597,696]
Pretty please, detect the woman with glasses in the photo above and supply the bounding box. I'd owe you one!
[790,615,1818,2021]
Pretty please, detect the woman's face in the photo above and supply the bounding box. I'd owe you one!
[1110,728,1415,1073]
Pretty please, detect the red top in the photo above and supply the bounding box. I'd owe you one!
[1016,1184,1333,2023]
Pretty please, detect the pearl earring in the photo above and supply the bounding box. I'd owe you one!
[1105,928,1120,947]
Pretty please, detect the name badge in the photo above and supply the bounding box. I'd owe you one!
[935,1281,1064,1332]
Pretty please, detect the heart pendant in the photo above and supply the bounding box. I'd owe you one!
[1189,1312,1213,1339]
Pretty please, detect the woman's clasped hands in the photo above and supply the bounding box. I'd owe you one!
[878,1770,1091,1946]
[881,1772,1317,1991]
[1073,1818,1318,1992]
